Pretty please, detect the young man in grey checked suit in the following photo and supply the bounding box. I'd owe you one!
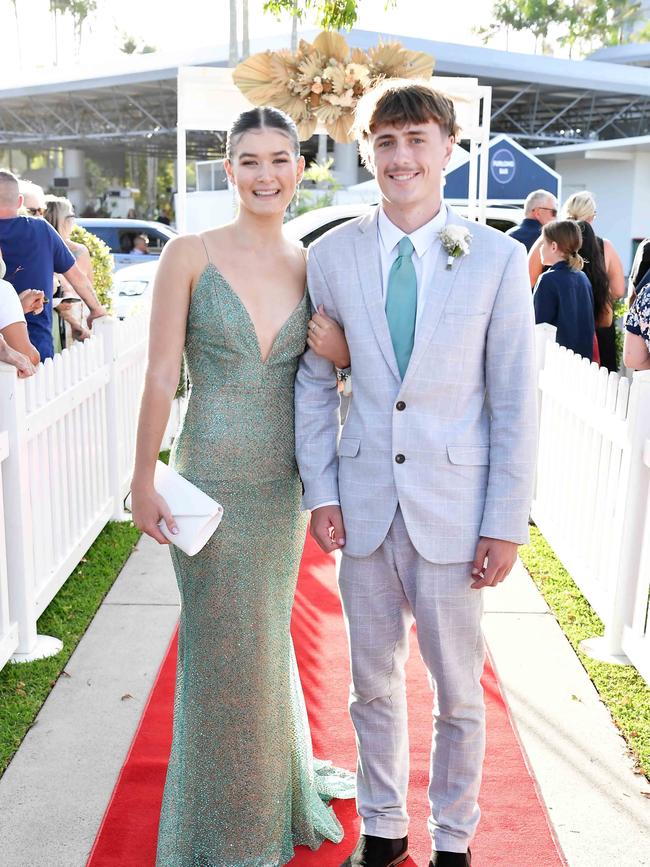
[295,80,537,867]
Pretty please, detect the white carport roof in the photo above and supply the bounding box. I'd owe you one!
[1,29,649,156]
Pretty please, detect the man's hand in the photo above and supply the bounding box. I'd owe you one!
[471,537,519,589]
[71,323,91,342]
[0,339,36,378]
[18,289,45,315]
[310,505,346,553]
[87,306,108,328]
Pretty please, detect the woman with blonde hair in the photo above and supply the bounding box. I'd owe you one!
[533,220,596,360]
[529,190,624,368]
[44,196,91,345]
[529,191,625,297]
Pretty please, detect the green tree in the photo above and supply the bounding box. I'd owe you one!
[50,0,98,58]
[480,0,643,56]
[558,0,642,55]
[291,158,341,217]
[477,0,564,52]
[632,19,650,41]
[263,0,395,31]
[118,31,156,55]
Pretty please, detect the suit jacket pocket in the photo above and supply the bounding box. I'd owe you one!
[447,444,490,465]
[338,437,360,457]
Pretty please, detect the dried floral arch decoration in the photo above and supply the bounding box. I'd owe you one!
[233,32,435,143]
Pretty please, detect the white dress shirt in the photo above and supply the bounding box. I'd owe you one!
[311,203,448,513]
[377,203,447,329]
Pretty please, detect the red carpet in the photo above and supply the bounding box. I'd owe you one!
[87,535,565,867]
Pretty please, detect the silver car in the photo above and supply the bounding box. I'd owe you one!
[77,218,177,270]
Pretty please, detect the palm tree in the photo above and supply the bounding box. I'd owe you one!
[49,0,97,60]
[291,0,298,51]
[229,0,238,66]
[69,0,97,58]
[242,0,250,59]
[10,0,22,67]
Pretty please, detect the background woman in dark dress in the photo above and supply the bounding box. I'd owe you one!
[577,220,615,370]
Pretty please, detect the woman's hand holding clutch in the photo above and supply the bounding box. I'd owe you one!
[130,483,179,546]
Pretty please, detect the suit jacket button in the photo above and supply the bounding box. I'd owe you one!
[395,453,405,464]
[396,401,406,411]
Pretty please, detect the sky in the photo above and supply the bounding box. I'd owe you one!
[0,0,540,76]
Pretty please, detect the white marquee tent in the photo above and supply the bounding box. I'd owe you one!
[176,65,493,232]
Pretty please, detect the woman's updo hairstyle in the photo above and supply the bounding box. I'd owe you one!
[542,220,584,271]
[562,191,596,222]
[226,107,301,161]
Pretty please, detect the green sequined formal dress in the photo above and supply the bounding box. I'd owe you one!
[156,264,353,867]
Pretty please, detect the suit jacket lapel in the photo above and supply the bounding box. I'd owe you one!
[401,208,468,390]
[354,208,400,380]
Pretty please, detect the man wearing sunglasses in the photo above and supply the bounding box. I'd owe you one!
[19,180,47,217]
[0,170,107,361]
[506,189,558,251]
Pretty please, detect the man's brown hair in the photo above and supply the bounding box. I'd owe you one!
[352,79,459,165]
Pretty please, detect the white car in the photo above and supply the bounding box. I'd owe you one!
[284,203,524,246]
[78,218,177,270]
[111,259,158,319]
[111,203,525,318]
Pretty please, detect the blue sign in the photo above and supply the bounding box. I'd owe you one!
[490,148,516,184]
[444,135,560,202]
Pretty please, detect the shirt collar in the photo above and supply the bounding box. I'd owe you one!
[378,202,448,259]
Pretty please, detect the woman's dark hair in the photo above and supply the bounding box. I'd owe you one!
[226,107,300,160]
[577,220,611,326]
[542,220,584,271]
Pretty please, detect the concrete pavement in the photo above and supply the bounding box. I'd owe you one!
[0,536,648,866]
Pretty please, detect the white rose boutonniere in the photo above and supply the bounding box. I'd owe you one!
[439,226,472,270]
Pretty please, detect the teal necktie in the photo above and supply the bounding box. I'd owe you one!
[385,236,417,379]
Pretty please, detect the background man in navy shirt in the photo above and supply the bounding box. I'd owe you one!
[506,189,558,252]
[0,170,107,361]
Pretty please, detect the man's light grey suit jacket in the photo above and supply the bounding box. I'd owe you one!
[294,206,538,564]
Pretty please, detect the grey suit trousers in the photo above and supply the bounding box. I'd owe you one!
[338,508,485,854]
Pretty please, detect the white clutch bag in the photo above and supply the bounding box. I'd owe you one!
[126,461,224,556]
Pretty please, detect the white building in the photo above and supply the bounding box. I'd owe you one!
[535,139,650,273]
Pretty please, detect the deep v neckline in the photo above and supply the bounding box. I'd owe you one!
[201,262,307,364]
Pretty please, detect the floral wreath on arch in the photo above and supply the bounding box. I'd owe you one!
[232,31,434,143]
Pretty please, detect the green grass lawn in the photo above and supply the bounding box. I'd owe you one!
[0,521,141,776]
[520,526,650,780]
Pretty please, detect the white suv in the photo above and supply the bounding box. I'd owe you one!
[284,204,524,247]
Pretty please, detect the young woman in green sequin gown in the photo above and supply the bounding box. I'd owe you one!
[131,108,354,866]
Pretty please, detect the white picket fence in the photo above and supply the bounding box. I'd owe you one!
[0,313,150,663]
[533,327,650,683]
[0,432,18,670]
[1,317,649,685]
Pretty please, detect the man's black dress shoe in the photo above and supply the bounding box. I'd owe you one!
[341,834,409,867]
[429,848,472,866]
